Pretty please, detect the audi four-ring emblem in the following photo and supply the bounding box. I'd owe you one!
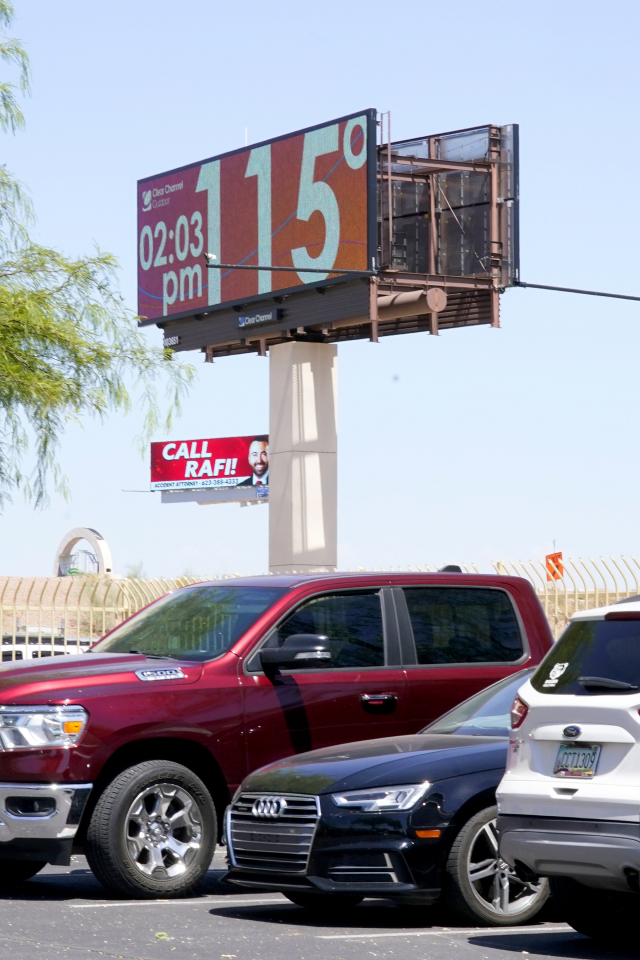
[251,796,288,818]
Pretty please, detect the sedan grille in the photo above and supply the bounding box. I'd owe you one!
[228,793,319,874]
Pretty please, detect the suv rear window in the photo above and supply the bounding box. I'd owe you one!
[531,618,640,694]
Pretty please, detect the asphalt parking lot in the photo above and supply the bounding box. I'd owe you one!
[0,849,632,960]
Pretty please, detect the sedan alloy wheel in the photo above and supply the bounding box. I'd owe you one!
[444,805,549,926]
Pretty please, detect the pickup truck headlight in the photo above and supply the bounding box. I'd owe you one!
[0,706,88,750]
[331,781,431,813]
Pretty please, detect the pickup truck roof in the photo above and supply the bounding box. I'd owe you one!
[175,571,535,590]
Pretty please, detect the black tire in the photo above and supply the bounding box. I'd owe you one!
[550,876,636,941]
[443,805,549,926]
[0,860,45,888]
[85,760,216,899]
[284,892,363,913]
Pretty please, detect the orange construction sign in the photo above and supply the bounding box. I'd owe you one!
[546,552,563,581]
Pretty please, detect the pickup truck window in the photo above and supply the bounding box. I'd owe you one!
[93,585,285,662]
[403,587,523,665]
[249,591,384,670]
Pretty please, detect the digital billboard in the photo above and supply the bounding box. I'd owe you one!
[138,110,376,323]
[150,435,269,492]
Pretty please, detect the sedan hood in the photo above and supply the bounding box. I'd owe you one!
[243,733,508,795]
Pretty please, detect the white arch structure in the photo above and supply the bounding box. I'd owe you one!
[53,527,114,577]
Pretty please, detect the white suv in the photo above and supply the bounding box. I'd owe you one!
[497,596,640,941]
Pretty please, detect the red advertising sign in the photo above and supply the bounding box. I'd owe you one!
[137,110,375,323]
[150,436,269,491]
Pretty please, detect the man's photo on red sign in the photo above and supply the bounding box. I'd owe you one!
[238,436,269,486]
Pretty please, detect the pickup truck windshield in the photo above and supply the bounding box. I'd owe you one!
[531,618,640,694]
[93,585,285,662]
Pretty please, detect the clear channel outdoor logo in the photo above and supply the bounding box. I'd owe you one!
[142,190,152,212]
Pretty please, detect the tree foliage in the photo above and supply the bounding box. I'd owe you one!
[0,1,194,507]
[0,0,29,134]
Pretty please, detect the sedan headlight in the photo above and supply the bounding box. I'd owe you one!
[331,781,431,813]
[0,705,88,750]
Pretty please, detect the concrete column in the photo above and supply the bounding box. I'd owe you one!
[269,341,337,573]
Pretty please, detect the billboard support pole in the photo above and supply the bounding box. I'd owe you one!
[491,286,500,328]
[489,126,502,329]
[369,277,379,342]
[269,341,337,574]
[386,114,393,268]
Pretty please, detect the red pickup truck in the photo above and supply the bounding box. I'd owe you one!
[0,572,552,898]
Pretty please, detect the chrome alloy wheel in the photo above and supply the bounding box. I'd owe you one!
[124,782,203,878]
[466,817,546,918]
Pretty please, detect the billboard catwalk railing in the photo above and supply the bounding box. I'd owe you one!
[1,556,636,657]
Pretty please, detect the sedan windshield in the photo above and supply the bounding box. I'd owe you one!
[423,670,533,737]
[93,585,285,662]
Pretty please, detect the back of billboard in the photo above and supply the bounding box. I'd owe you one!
[138,110,376,323]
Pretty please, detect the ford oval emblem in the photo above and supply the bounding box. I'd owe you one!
[563,725,581,739]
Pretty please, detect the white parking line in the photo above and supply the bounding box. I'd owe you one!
[70,896,287,909]
[317,924,571,940]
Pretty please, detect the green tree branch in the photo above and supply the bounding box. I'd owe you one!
[0,2,195,507]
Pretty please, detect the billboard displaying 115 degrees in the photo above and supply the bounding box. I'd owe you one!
[137,109,376,323]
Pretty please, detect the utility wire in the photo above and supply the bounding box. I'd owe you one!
[203,255,640,301]
[517,281,640,303]
[204,256,374,277]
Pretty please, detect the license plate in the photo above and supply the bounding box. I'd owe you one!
[249,832,283,843]
[554,742,601,778]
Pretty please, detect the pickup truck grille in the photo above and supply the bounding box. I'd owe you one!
[228,793,319,874]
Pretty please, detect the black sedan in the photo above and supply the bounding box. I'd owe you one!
[224,669,548,926]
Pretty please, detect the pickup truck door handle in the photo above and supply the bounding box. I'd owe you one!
[360,693,398,712]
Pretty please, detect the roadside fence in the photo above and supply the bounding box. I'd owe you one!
[0,574,216,661]
[490,555,640,639]
[2,555,638,658]
[348,557,640,639]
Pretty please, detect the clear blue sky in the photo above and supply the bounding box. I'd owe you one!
[1,0,638,577]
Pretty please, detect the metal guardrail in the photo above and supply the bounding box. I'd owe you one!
[1,556,638,659]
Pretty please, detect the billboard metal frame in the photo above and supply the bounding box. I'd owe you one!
[374,121,514,334]
[140,115,519,359]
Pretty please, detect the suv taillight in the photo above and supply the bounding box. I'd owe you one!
[511,695,529,729]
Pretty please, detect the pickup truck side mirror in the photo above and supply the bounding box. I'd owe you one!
[259,634,331,674]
